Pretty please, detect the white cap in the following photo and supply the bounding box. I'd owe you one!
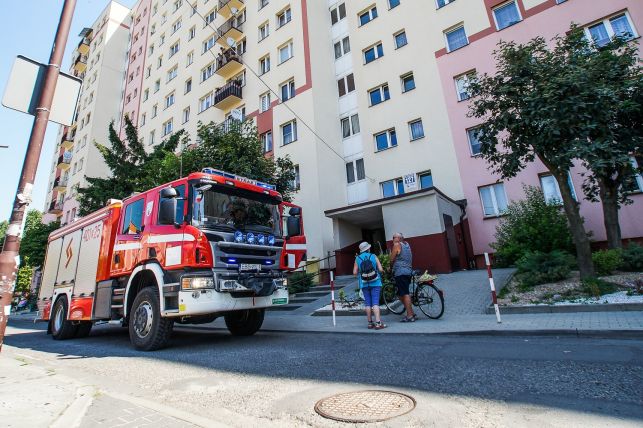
[359,242,371,253]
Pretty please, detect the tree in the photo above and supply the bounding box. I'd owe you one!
[573,34,642,249]
[19,210,59,268]
[77,116,184,215]
[467,30,597,278]
[180,120,298,201]
[0,220,7,247]
[15,257,33,294]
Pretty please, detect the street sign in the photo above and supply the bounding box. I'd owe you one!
[403,174,418,193]
[2,55,81,126]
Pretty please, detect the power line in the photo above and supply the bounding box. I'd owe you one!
[184,1,377,183]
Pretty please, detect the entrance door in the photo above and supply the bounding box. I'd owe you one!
[443,214,460,271]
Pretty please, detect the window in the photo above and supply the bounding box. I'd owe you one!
[282,120,297,145]
[162,119,173,136]
[381,178,404,198]
[341,114,360,138]
[188,26,196,40]
[479,183,508,217]
[148,43,155,56]
[419,171,433,189]
[375,129,397,151]
[281,79,295,101]
[167,66,178,82]
[146,66,152,77]
[401,73,415,92]
[171,19,182,34]
[169,41,180,57]
[388,0,400,9]
[369,84,390,106]
[540,173,578,203]
[186,51,194,66]
[165,92,175,108]
[330,3,346,25]
[626,157,643,192]
[259,21,269,41]
[259,0,269,9]
[201,62,216,81]
[261,131,273,153]
[445,25,468,52]
[363,42,384,64]
[205,9,216,25]
[152,104,158,117]
[436,0,454,8]
[159,33,165,45]
[78,158,84,171]
[203,34,216,53]
[182,106,190,123]
[454,71,475,101]
[334,36,350,59]
[141,113,146,126]
[467,128,482,155]
[143,88,149,101]
[409,119,425,140]
[157,55,163,68]
[260,91,271,112]
[199,92,214,112]
[346,159,366,184]
[259,55,271,74]
[493,1,522,30]
[278,41,294,63]
[586,13,637,48]
[277,7,292,28]
[337,73,355,97]
[182,79,191,95]
[122,199,145,234]
[149,129,155,145]
[173,0,183,12]
[394,30,407,49]
[359,6,378,26]
[292,165,300,190]
[154,79,161,92]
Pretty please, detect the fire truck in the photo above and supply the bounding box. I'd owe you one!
[38,168,306,351]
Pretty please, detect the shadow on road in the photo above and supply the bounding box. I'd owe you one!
[6,318,643,421]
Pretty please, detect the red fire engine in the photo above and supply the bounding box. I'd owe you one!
[38,168,306,351]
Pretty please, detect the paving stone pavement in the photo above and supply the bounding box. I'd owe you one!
[79,394,197,428]
[433,268,514,315]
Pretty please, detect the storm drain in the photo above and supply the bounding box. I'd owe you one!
[314,390,416,423]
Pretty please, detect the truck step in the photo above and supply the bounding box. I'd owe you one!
[266,305,302,311]
[110,304,124,309]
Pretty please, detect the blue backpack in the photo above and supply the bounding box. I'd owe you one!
[358,254,378,282]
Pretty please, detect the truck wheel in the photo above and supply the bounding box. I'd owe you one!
[75,322,93,338]
[224,309,265,336]
[51,297,78,340]
[129,287,173,351]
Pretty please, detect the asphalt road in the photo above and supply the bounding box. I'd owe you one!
[5,319,643,427]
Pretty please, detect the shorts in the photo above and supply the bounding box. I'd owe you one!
[395,275,411,297]
[362,286,381,308]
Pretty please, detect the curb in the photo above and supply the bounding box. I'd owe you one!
[312,308,392,317]
[488,302,643,314]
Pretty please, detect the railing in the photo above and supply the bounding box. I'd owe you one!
[48,201,63,212]
[57,154,72,165]
[217,118,243,134]
[216,14,245,36]
[216,49,242,71]
[53,177,68,188]
[218,0,244,10]
[214,81,242,105]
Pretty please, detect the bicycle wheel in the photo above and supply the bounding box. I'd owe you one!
[416,284,444,319]
[382,282,405,315]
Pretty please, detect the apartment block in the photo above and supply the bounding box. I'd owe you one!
[45,0,643,273]
[43,1,131,225]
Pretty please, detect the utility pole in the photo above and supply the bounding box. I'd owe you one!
[0,0,77,351]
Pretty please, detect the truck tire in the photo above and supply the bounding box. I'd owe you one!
[224,309,265,336]
[51,297,78,340]
[75,322,93,338]
[128,287,174,351]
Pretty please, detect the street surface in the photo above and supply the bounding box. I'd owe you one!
[2,318,642,427]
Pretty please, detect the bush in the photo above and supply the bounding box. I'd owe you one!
[592,249,623,276]
[287,271,314,294]
[582,278,619,298]
[514,250,574,288]
[621,243,643,272]
[492,186,574,266]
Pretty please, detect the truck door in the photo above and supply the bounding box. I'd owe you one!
[145,184,187,269]
[111,196,146,276]
[280,202,306,269]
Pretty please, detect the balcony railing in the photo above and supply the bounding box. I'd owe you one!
[53,176,68,191]
[48,201,63,214]
[214,81,243,110]
[57,152,72,170]
[77,37,90,55]
[216,14,245,43]
[215,49,243,78]
[218,0,244,19]
[73,55,87,73]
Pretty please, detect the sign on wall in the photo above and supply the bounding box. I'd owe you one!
[403,174,418,193]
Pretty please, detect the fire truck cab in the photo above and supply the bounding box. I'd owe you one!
[38,168,306,350]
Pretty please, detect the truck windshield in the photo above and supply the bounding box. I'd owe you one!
[192,185,282,236]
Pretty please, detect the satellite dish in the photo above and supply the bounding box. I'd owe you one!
[226,37,236,48]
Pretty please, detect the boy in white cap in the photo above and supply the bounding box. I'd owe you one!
[353,241,387,329]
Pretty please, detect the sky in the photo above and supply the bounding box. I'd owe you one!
[0,0,137,222]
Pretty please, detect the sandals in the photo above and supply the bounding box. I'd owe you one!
[401,314,418,323]
[374,321,387,330]
[368,321,375,329]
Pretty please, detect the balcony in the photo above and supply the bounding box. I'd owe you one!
[218,0,244,19]
[73,55,87,73]
[60,134,74,150]
[215,49,243,78]
[53,176,68,192]
[48,201,63,215]
[57,152,72,170]
[217,118,242,135]
[216,15,245,45]
[214,81,243,110]
[77,37,90,55]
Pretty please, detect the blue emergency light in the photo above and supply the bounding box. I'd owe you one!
[201,167,277,190]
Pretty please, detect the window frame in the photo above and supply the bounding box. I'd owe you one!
[401,72,415,93]
[280,79,296,101]
[368,83,391,106]
[445,25,469,52]
[281,120,298,145]
[478,183,508,217]
[394,30,408,49]
[358,5,378,27]
[374,128,398,152]
[454,70,475,101]
[363,42,384,64]
[408,119,425,141]
[278,40,294,64]
[584,12,638,48]
[492,0,523,31]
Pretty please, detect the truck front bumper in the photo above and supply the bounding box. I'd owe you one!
[173,288,289,317]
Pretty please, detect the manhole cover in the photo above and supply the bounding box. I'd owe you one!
[314,390,416,423]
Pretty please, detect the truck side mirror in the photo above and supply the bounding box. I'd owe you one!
[160,187,178,199]
[159,199,177,225]
[286,216,301,238]
[288,207,301,216]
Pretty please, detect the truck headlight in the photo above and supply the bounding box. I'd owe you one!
[273,279,287,290]
[219,279,247,291]
[181,277,215,290]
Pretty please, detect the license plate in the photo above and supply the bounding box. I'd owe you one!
[240,263,261,272]
[272,298,288,305]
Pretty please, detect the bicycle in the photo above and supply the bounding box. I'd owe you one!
[382,270,445,319]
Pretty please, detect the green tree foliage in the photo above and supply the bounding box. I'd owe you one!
[515,250,575,289]
[77,116,184,215]
[492,186,574,266]
[180,120,297,201]
[591,249,623,276]
[15,257,33,294]
[0,220,8,245]
[467,27,598,278]
[19,210,59,268]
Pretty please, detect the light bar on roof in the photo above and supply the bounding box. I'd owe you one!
[201,167,277,190]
